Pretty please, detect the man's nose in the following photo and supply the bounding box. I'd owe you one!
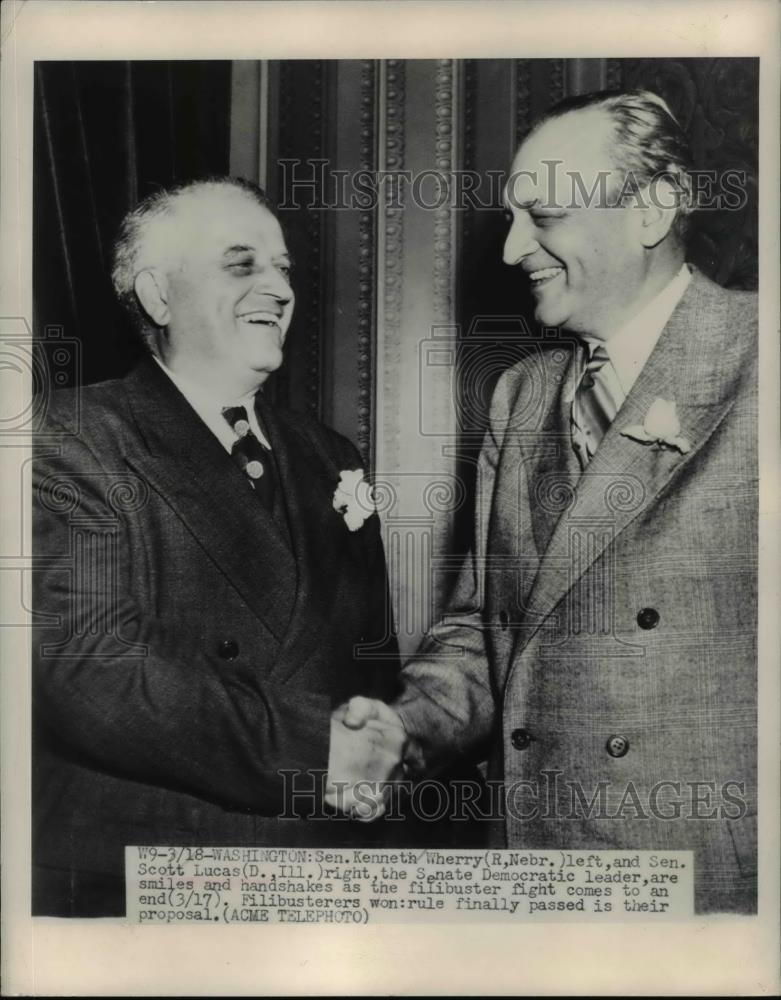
[503,215,539,266]
[252,266,293,304]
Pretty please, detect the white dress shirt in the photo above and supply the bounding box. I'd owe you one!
[152,356,272,451]
[592,263,692,396]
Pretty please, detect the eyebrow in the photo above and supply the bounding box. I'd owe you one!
[223,245,255,256]
[222,245,293,264]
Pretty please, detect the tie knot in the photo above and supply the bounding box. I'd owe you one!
[580,344,610,390]
[221,402,275,507]
[587,344,610,370]
[222,404,251,438]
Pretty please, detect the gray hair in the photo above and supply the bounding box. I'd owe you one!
[111,176,271,347]
[535,88,695,241]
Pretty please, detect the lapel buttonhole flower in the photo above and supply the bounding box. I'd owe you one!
[621,398,691,454]
[333,469,376,531]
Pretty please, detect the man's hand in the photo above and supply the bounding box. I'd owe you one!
[326,696,407,821]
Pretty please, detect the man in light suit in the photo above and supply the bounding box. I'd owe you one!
[346,90,757,913]
[32,177,405,916]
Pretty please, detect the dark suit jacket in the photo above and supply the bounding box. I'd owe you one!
[32,356,399,915]
[397,269,758,913]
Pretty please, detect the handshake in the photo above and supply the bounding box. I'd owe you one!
[325,696,419,821]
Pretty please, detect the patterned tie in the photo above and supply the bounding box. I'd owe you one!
[221,404,276,509]
[571,342,625,471]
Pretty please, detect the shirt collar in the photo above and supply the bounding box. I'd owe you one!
[151,355,271,450]
[583,263,692,396]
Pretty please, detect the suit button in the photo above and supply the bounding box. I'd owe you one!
[606,734,629,758]
[637,607,660,630]
[511,728,533,751]
[499,610,509,630]
[218,639,239,661]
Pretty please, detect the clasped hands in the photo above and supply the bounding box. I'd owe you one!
[325,696,411,821]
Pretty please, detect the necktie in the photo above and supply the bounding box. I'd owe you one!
[570,343,625,471]
[221,404,276,509]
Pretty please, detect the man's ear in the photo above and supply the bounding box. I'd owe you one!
[637,177,680,249]
[134,269,170,327]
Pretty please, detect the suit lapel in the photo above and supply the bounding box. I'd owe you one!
[524,339,583,554]
[257,400,353,684]
[487,338,582,622]
[513,270,749,660]
[121,357,297,642]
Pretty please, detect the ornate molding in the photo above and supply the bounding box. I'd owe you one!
[432,58,458,326]
[462,60,476,171]
[606,58,623,91]
[276,60,325,417]
[549,59,565,103]
[356,60,376,466]
[376,59,406,471]
[513,59,533,148]
[303,61,324,417]
[461,59,476,259]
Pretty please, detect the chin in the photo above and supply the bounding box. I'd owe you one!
[534,303,566,328]
[252,351,284,376]
[534,288,582,331]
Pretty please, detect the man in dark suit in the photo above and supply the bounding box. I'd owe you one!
[345,90,758,913]
[32,177,404,917]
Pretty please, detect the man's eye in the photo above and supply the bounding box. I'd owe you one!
[531,213,565,226]
[277,263,292,278]
[228,261,254,274]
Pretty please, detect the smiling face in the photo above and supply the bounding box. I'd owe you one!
[142,185,295,394]
[503,108,650,339]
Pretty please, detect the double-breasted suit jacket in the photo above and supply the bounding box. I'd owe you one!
[32,355,399,915]
[396,269,758,913]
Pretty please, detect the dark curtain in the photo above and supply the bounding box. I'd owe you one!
[34,61,232,386]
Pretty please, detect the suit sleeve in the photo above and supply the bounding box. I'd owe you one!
[344,438,401,703]
[393,375,511,775]
[298,421,401,702]
[32,418,332,815]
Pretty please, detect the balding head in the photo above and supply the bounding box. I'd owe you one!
[528,89,694,239]
[112,178,295,396]
[502,90,690,339]
[112,177,273,346]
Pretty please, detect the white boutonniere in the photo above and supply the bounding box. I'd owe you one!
[332,469,376,531]
[620,398,691,454]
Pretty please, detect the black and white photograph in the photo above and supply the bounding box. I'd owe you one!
[1,1,779,995]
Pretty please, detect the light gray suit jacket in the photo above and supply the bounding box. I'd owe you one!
[396,269,758,914]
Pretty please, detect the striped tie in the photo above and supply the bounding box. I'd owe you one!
[571,343,625,470]
[221,404,276,509]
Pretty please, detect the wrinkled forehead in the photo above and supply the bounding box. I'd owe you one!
[142,187,285,266]
[504,108,621,209]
